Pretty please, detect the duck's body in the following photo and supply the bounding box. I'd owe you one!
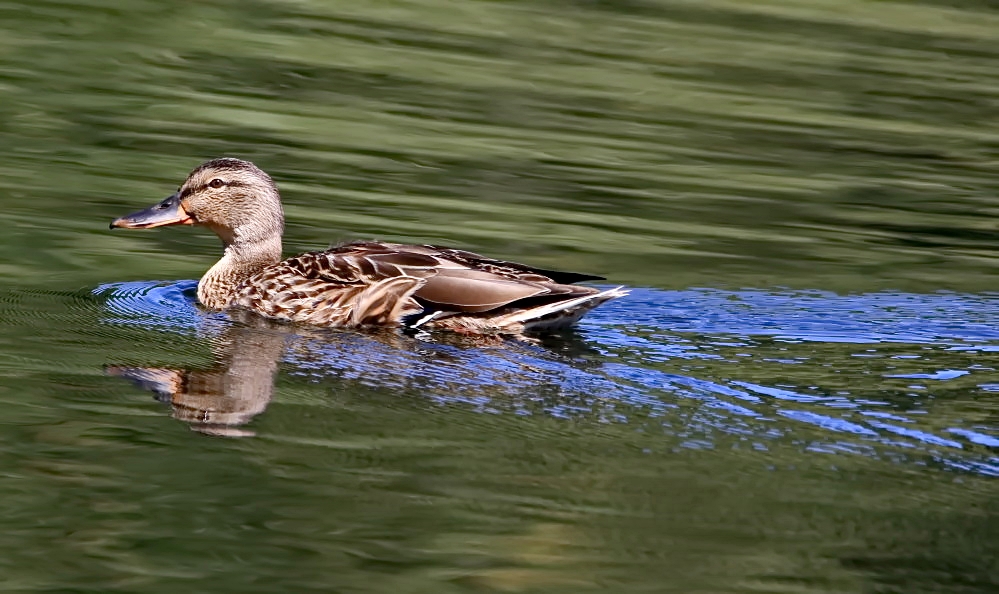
[231,240,625,333]
[111,158,626,334]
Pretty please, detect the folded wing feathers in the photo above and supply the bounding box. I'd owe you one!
[233,241,624,331]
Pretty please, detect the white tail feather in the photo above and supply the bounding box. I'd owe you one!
[503,286,629,327]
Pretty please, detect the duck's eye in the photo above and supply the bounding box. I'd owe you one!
[209,178,225,189]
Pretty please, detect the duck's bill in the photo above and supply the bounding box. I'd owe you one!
[109,193,195,229]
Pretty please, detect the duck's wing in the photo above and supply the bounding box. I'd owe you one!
[398,243,606,285]
[344,241,604,315]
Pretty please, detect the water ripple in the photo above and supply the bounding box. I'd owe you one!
[97,281,999,476]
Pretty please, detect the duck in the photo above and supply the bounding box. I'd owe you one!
[110,158,627,334]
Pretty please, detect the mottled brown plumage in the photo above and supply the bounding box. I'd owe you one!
[110,158,627,334]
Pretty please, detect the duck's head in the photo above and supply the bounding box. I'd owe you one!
[110,158,285,247]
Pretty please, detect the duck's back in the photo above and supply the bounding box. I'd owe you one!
[232,241,625,333]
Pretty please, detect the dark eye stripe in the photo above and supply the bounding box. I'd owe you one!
[178,180,248,197]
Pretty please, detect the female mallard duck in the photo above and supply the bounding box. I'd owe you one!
[110,158,626,334]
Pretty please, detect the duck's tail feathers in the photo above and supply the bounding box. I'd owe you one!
[506,286,629,332]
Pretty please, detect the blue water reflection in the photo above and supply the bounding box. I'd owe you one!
[596,288,999,344]
[94,282,999,476]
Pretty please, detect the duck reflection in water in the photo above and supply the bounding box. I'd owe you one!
[106,310,604,437]
[107,316,286,437]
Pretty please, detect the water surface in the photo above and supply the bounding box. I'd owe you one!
[1,0,999,592]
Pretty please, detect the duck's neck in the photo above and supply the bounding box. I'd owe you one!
[198,235,283,309]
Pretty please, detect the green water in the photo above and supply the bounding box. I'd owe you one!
[2,1,999,592]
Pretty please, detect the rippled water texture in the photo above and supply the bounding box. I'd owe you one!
[2,0,999,592]
[95,280,999,472]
